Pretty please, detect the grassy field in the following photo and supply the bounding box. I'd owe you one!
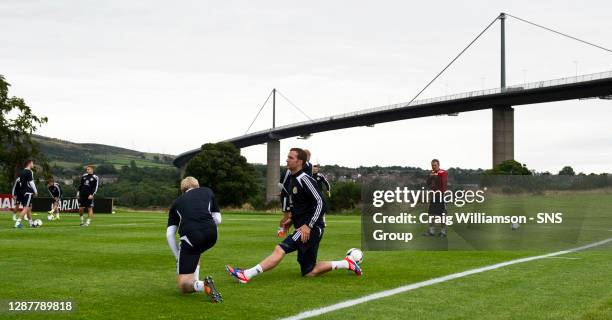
[0,206,610,319]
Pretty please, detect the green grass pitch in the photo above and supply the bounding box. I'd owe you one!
[0,207,610,319]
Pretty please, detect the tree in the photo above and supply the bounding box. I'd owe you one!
[185,142,259,207]
[0,74,48,188]
[96,163,118,175]
[485,160,532,175]
[558,166,575,176]
[328,181,361,212]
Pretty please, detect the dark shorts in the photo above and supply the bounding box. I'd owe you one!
[79,196,94,208]
[16,192,33,207]
[428,200,447,216]
[279,226,324,276]
[177,226,218,275]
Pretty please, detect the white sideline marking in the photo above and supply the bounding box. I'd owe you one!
[544,256,581,260]
[280,237,612,320]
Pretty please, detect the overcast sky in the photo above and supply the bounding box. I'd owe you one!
[1,0,610,173]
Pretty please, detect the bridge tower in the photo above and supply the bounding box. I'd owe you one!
[492,12,514,167]
[266,89,281,203]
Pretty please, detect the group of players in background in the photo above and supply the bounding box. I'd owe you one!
[11,159,100,228]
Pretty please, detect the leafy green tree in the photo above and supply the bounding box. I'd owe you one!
[558,166,575,176]
[328,181,361,211]
[185,142,259,207]
[485,160,532,175]
[0,74,48,189]
[96,163,118,175]
[93,166,180,207]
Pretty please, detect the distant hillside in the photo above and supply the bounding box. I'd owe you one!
[33,135,176,169]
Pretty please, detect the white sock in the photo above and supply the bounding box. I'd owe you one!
[244,264,263,279]
[28,219,33,225]
[86,219,91,225]
[15,218,21,226]
[193,280,204,292]
[332,260,349,270]
[80,216,84,223]
[194,265,200,281]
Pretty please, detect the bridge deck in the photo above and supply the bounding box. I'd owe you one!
[174,70,612,168]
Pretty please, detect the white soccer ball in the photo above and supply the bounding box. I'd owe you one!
[34,219,43,227]
[511,222,520,230]
[47,215,54,221]
[346,248,364,265]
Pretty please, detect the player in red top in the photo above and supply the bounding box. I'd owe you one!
[423,159,449,237]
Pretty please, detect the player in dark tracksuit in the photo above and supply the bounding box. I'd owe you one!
[166,176,222,302]
[312,164,331,226]
[226,148,361,284]
[312,165,331,197]
[304,160,313,176]
[14,159,37,228]
[77,165,99,226]
[423,159,449,238]
[303,149,313,177]
[11,177,21,221]
[47,180,62,220]
[277,169,292,237]
[279,169,292,212]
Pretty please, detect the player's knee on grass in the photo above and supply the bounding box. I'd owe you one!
[177,274,195,293]
[299,257,316,276]
[297,248,318,276]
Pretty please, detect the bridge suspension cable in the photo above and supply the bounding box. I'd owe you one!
[506,13,612,54]
[404,14,500,107]
[245,89,273,134]
[276,90,313,121]
[405,13,612,108]
[244,89,312,134]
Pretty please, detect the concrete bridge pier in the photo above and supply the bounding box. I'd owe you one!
[266,139,281,203]
[492,105,514,166]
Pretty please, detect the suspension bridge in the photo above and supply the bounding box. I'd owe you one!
[174,13,612,203]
